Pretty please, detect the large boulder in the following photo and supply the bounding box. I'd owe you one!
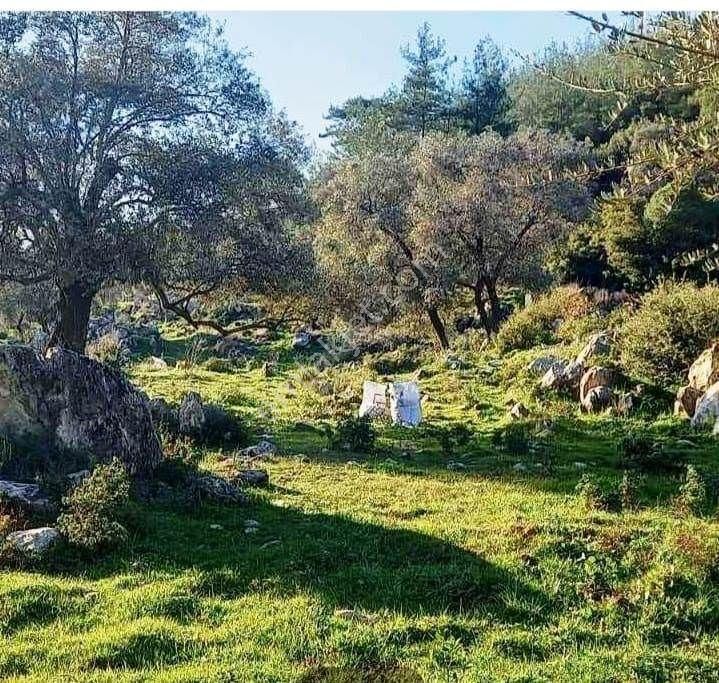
[581,385,613,413]
[178,392,205,436]
[540,360,584,391]
[688,342,719,393]
[0,344,161,476]
[4,527,60,556]
[0,480,52,513]
[691,381,719,433]
[579,367,615,404]
[674,385,702,419]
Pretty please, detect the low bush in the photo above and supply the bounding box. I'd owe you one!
[329,416,376,453]
[199,404,250,448]
[676,465,709,517]
[491,422,532,456]
[57,459,130,551]
[618,281,719,388]
[496,286,595,352]
[617,431,685,472]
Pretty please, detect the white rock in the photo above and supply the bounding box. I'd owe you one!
[526,356,561,376]
[691,381,719,433]
[147,356,168,370]
[575,331,612,366]
[292,331,311,350]
[688,343,719,393]
[5,527,60,555]
[509,402,530,420]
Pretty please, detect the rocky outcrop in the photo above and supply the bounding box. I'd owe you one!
[0,344,161,476]
[688,342,719,393]
[526,356,561,376]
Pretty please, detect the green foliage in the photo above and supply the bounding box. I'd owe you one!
[676,465,709,517]
[57,460,130,551]
[620,470,640,511]
[490,422,532,456]
[496,286,594,351]
[330,416,376,453]
[618,281,719,387]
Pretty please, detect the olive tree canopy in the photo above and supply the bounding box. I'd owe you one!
[0,12,310,351]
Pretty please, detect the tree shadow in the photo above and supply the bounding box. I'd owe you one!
[52,498,549,623]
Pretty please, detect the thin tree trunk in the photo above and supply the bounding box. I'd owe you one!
[56,281,96,353]
[485,279,502,334]
[426,306,449,349]
[473,282,493,337]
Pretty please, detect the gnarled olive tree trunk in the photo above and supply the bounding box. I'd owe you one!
[56,281,97,354]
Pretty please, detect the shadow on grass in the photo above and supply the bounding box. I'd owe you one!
[51,499,549,623]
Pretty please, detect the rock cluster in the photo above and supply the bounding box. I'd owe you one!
[675,342,719,434]
[532,331,621,414]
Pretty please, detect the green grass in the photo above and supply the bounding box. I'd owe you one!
[3,328,719,681]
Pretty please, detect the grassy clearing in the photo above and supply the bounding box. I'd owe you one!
[3,328,719,681]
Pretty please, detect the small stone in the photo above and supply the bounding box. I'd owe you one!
[209,524,223,530]
[509,402,530,420]
[513,463,528,472]
[573,461,587,469]
[526,356,561,376]
[292,331,312,350]
[447,461,467,471]
[147,356,168,370]
[178,392,205,435]
[235,469,269,487]
[244,519,260,528]
[66,470,91,487]
[240,440,276,458]
[244,527,258,534]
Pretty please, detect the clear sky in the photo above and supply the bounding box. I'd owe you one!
[211,11,614,152]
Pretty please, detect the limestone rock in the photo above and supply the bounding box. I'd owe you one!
[540,360,584,391]
[240,440,276,458]
[674,385,702,419]
[576,331,613,366]
[579,367,615,403]
[509,402,530,420]
[194,474,248,504]
[581,385,613,413]
[691,381,719,433]
[5,527,60,556]
[235,469,269,487]
[178,392,205,436]
[688,342,719,393]
[147,356,168,370]
[0,344,161,476]
[292,331,312,350]
[0,480,51,513]
[526,356,561,376]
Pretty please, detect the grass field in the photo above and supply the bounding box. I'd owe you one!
[2,328,719,682]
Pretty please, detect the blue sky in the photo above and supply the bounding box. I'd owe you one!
[212,12,615,151]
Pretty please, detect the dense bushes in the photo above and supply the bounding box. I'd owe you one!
[57,460,130,551]
[496,286,594,351]
[618,282,719,388]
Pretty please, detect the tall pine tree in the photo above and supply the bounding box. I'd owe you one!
[399,23,453,136]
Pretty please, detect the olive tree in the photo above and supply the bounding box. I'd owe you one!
[313,122,450,348]
[411,129,591,335]
[0,12,309,352]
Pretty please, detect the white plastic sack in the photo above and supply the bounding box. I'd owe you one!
[389,381,422,427]
[359,381,389,419]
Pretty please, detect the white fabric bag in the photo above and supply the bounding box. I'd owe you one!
[359,381,389,419]
[389,381,422,427]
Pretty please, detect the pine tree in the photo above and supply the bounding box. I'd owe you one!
[399,23,453,136]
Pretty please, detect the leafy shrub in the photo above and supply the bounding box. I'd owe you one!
[491,422,532,456]
[57,459,130,551]
[620,470,640,511]
[496,286,594,352]
[574,474,620,512]
[618,281,719,388]
[617,430,685,472]
[676,465,709,517]
[364,346,423,375]
[330,416,376,453]
[431,424,473,458]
